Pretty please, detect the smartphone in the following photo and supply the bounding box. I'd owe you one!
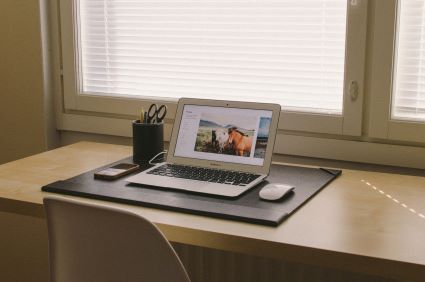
[94,163,140,180]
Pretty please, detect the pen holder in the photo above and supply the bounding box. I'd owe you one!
[132,120,164,165]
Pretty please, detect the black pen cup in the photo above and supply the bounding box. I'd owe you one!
[132,120,164,164]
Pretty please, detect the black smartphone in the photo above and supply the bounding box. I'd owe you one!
[94,163,140,180]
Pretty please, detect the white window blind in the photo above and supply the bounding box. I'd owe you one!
[77,0,347,114]
[393,0,425,121]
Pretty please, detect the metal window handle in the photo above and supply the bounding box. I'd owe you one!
[350,0,359,6]
[349,80,359,101]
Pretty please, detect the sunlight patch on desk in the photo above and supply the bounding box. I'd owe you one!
[361,179,425,220]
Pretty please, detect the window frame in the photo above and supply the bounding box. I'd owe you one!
[59,0,368,137]
[50,0,425,170]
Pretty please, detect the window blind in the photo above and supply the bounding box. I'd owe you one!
[78,0,347,114]
[393,0,425,121]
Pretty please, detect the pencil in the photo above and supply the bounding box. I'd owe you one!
[140,108,145,123]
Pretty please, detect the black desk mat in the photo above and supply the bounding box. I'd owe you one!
[42,158,341,226]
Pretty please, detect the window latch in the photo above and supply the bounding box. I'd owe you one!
[349,80,359,101]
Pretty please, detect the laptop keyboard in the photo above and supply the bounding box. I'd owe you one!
[147,164,260,186]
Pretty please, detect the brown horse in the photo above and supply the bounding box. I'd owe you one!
[228,127,253,156]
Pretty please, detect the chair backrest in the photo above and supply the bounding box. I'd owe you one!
[43,196,190,282]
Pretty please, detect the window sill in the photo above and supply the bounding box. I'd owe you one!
[57,112,425,170]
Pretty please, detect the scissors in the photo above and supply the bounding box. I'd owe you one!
[147,103,167,124]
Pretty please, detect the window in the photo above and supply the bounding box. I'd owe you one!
[369,0,425,143]
[55,0,425,168]
[78,0,347,114]
[392,0,425,122]
[60,0,367,136]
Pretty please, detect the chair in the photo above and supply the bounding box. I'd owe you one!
[43,196,190,282]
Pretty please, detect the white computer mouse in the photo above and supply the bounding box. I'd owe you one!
[259,183,295,201]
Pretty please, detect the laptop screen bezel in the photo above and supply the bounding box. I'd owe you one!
[167,98,281,175]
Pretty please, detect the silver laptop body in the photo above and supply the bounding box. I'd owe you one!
[126,98,281,197]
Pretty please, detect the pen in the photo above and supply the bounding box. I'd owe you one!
[140,108,145,123]
[143,112,148,123]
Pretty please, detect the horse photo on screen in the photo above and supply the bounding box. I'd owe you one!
[194,114,270,158]
[227,127,253,156]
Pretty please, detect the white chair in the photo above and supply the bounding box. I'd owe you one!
[43,196,190,282]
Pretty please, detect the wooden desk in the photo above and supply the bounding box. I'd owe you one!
[1,142,424,281]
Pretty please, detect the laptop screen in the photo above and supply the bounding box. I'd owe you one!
[174,104,273,166]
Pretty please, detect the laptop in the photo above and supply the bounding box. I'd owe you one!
[126,98,281,197]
